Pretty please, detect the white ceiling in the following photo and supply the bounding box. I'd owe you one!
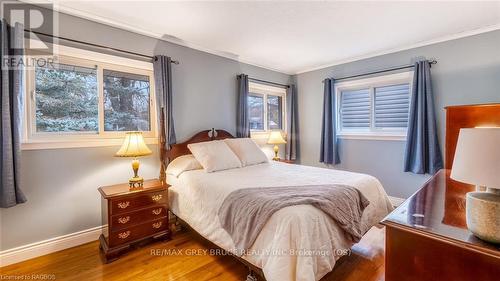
[43,1,500,74]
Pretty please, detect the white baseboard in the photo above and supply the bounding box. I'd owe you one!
[0,225,106,267]
[1,196,406,267]
[388,196,406,207]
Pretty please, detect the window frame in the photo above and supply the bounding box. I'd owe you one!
[335,71,413,141]
[23,43,157,150]
[248,82,287,135]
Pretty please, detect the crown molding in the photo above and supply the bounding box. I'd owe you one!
[20,1,500,76]
[19,0,293,75]
[294,23,500,74]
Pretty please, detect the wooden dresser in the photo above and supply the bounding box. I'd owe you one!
[98,179,170,263]
[382,104,500,281]
[382,170,500,280]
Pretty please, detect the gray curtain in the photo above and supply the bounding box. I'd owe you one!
[153,55,176,146]
[1,20,27,208]
[286,84,299,161]
[236,74,250,138]
[404,60,443,174]
[320,78,340,165]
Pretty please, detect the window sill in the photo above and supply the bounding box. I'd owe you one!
[338,133,407,141]
[21,138,158,151]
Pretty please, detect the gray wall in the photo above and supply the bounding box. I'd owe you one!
[295,30,500,199]
[0,10,290,251]
[2,3,499,251]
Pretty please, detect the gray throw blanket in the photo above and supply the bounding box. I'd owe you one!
[218,184,370,254]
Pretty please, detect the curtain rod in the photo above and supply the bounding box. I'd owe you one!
[248,77,290,88]
[325,60,437,82]
[24,29,180,64]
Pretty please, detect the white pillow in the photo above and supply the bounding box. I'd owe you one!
[166,154,203,177]
[224,138,269,166]
[187,140,242,173]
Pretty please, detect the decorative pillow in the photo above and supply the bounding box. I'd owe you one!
[187,140,242,172]
[224,138,269,166]
[166,154,203,177]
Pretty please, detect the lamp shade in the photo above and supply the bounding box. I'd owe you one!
[267,131,286,145]
[450,128,500,188]
[115,132,152,157]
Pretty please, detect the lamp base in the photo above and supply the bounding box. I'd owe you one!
[129,176,144,190]
[129,159,144,190]
[466,191,500,244]
[273,145,279,161]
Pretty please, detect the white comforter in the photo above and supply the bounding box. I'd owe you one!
[167,162,392,281]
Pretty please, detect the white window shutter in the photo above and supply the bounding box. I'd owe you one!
[340,89,371,128]
[374,84,410,128]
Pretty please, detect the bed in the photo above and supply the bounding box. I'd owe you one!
[164,129,393,281]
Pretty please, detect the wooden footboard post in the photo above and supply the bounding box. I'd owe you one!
[168,210,183,233]
[159,107,167,184]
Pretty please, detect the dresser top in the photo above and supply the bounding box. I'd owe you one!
[381,169,500,257]
[98,179,167,199]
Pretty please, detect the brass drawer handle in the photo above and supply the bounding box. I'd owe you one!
[152,194,163,202]
[152,208,162,215]
[152,221,163,229]
[118,231,131,239]
[117,201,130,209]
[118,216,130,224]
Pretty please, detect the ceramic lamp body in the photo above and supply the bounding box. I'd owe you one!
[466,191,500,244]
[273,145,279,160]
[129,159,144,189]
[451,128,500,244]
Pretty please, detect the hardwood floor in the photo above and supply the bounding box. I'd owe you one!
[1,226,385,281]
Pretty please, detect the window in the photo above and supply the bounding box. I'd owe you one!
[35,63,99,132]
[248,82,286,132]
[24,44,156,149]
[267,95,283,130]
[103,70,151,132]
[336,72,412,140]
[249,95,264,130]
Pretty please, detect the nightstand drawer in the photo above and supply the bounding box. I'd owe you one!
[109,217,168,247]
[110,191,167,215]
[110,206,167,230]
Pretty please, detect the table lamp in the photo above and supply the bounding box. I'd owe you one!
[115,132,152,190]
[267,131,286,161]
[450,128,500,243]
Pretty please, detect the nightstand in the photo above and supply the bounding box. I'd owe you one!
[98,179,170,263]
[275,158,295,164]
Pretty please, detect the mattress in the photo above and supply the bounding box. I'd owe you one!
[167,162,392,281]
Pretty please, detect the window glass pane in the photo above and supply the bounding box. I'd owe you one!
[267,95,282,130]
[340,89,370,129]
[103,70,151,131]
[248,94,264,130]
[374,83,410,128]
[35,63,98,132]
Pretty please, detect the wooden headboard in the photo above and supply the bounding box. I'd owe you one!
[445,103,500,169]
[165,129,235,162]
